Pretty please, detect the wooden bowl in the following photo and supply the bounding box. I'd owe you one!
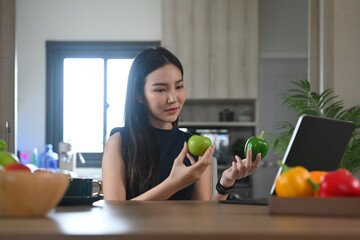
[0,171,69,217]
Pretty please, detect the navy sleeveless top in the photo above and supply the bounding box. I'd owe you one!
[110,126,196,200]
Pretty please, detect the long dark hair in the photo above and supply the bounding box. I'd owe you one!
[122,47,183,199]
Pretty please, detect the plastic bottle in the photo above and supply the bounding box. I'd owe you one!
[38,144,59,170]
[32,147,38,166]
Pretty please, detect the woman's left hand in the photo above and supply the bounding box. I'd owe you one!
[220,148,261,187]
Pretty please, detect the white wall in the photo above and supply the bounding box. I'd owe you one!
[260,0,308,58]
[16,0,161,155]
[333,0,360,109]
[254,0,308,198]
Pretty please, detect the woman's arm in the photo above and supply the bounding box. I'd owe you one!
[191,148,262,201]
[211,148,261,201]
[102,132,127,200]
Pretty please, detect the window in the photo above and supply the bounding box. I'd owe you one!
[46,41,160,167]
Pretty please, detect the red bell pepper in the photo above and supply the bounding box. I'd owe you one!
[319,169,360,197]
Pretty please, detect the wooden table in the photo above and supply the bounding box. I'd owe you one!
[1,200,360,240]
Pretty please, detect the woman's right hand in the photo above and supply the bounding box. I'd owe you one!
[167,142,215,191]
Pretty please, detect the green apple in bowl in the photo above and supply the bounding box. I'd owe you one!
[0,139,19,168]
[188,135,212,156]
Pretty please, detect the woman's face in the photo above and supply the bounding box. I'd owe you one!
[142,63,186,129]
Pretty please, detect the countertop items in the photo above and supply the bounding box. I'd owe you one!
[1,200,360,240]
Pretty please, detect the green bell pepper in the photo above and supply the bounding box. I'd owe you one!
[244,131,269,161]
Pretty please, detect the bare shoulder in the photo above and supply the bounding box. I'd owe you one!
[104,132,121,151]
[102,132,125,180]
[103,132,123,167]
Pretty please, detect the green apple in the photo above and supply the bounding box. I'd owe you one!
[0,139,6,151]
[188,135,212,156]
[0,139,19,167]
[0,151,19,167]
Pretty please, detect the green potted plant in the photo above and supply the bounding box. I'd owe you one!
[270,80,360,174]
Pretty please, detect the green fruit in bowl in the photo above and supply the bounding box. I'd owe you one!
[0,139,19,167]
[0,139,6,152]
[188,135,212,156]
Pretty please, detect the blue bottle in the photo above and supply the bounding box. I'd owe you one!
[38,144,59,170]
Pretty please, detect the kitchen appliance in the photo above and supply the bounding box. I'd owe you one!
[58,142,77,172]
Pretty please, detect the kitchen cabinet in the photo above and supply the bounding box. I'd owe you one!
[179,98,259,161]
[179,98,258,198]
[162,0,259,99]
[0,0,16,153]
[179,99,257,129]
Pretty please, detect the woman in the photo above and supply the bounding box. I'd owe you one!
[102,47,261,200]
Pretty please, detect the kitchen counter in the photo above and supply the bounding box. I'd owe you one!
[1,200,360,240]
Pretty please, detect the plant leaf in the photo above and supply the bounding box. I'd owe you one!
[270,80,360,173]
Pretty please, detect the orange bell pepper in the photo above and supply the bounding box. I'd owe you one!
[309,171,327,197]
[275,161,314,197]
